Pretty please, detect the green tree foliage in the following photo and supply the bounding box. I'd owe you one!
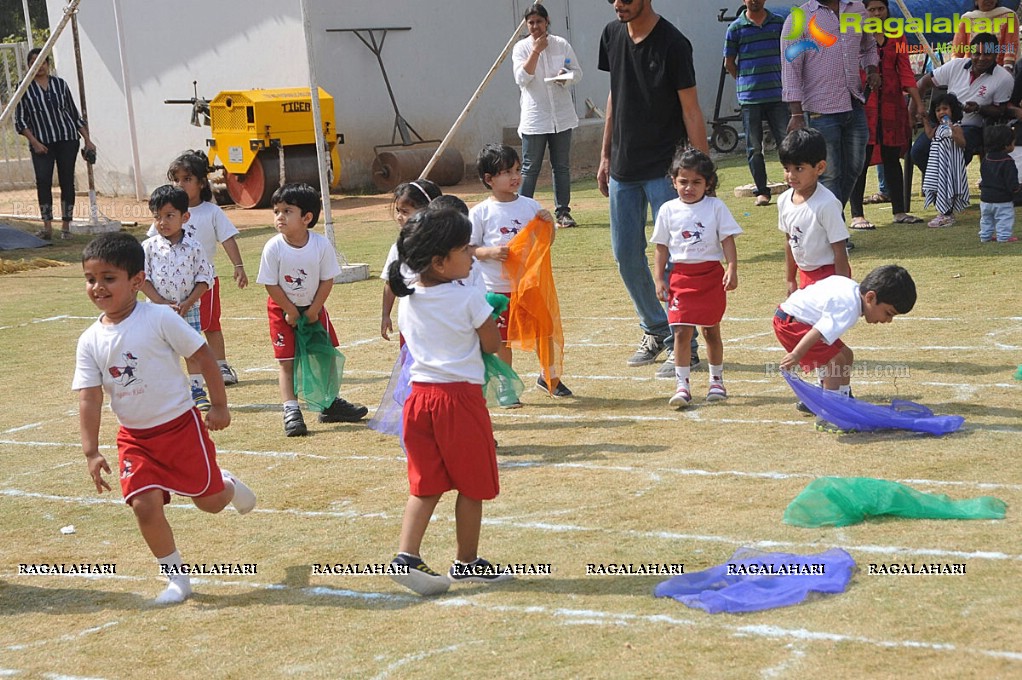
[2,0,49,44]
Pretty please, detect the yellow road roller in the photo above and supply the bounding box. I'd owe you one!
[204,87,343,209]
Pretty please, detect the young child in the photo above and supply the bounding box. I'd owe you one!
[73,232,256,605]
[776,128,851,293]
[978,125,1020,242]
[255,183,367,436]
[381,179,442,340]
[469,143,564,403]
[148,152,248,385]
[651,149,741,408]
[773,264,917,432]
[140,185,214,411]
[386,207,511,595]
[922,93,969,229]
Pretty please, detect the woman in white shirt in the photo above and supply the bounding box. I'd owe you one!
[512,4,582,228]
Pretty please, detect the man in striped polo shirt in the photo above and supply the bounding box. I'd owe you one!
[725,0,788,207]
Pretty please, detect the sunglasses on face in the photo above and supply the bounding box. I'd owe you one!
[608,0,635,4]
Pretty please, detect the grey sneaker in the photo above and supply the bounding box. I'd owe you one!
[655,348,676,379]
[627,333,668,367]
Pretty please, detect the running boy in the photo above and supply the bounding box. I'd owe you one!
[255,183,368,436]
[773,264,916,432]
[469,143,566,401]
[74,232,256,605]
[140,185,214,411]
[777,128,850,293]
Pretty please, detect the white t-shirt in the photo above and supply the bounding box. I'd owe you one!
[469,195,542,293]
[779,275,863,345]
[146,201,239,277]
[931,60,1013,128]
[650,197,743,263]
[72,303,203,429]
[397,280,494,384]
[256,232,341,308]
[380,242,486,291]
[777,184,850,271]
[512,33,582,136]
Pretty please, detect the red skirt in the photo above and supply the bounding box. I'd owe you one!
[772,308,846,371]
[116,408,225,505]
[667,261,726,327]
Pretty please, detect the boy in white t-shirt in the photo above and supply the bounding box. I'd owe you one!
[773,264,916,432]
[469,143,563,404]
[255,183,368,436]
[73,232,256,605]
[776,128,851,293]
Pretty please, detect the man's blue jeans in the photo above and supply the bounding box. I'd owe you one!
[806,105,868,207]
[521,129,573,215]
[742,101,789,196]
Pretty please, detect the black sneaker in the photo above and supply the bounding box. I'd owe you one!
[318,397,368,423]
[556,211,577,228]
[536,376,573,397]
[283,408,308,437]
[449,557,514,584]
[795,401,815,416]
[389,553,450,596]
[690,349,701,370]
[627,333,668,367]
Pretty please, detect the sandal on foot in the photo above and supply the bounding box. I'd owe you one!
[755,194,771,206]
[863,192,890,204]
[59,230,73,240]
[849,218,876,230]
[35,229,53,240]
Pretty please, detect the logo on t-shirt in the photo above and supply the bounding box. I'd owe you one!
[681,222,705,244]
[284,268,310,291]
[108,352,140,386]
[499,220,524,239]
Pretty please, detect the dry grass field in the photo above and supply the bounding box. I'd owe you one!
[1,155,1020,678]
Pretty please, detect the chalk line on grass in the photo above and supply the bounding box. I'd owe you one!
[370,642,484,680]
[4,621,118,652]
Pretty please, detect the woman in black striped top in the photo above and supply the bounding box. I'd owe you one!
[14,47,96,240]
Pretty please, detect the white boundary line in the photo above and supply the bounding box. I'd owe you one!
[4,572,1020,663]
[4,621,118,652]
[2,489,1017,562]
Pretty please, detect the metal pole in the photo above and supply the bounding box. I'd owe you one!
[22,0,34,50]
[891,0,939,65]
[71,11,99,226]
[0,0,81,129]
[299,0,337,250]
[420,0,542,180]
[111,0,145,201]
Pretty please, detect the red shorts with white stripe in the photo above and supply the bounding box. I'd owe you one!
[798,264,851,289]
[116,408,225,505]
[667,261,726,327]
[402,382,499,501]
[198,277,222,332]
[772,308,846,371]
[267,296,339,361]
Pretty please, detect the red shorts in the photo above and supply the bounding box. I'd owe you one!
[116,408,225,505]
[402,382,499,500]
[267,297,339,361]
[798,264,850,289]
[199,277,222,332]
[493,292,511,342]
[772,308,846,371]
[667,261,726,327]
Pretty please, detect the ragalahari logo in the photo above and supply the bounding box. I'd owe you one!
[785,6,838,61]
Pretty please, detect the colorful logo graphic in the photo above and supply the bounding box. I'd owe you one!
[785,6,838,62]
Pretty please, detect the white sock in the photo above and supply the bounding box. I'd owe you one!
[283,400,300,411]
[189,374,203,390]
[837,384,851,397]
[217,360,228,368]
[155,550,191,604]
[221,470,257,514]
[709,364,723,383]
[674,366,691,385]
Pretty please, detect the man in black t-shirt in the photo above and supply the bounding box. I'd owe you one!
[598,0,709,375]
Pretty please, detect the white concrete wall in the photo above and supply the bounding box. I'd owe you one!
[41,0,734,195]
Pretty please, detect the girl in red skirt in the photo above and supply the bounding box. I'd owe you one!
[651,149,742,408]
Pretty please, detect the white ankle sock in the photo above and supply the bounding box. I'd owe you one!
[709,364,723,383]
[189,375,203,390]
[284,400,300,411]
[155,550,191,604]
[674,366,691,383]
[217,360,228,368]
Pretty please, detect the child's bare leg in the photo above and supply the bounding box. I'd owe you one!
[673,326,694,368]
[205,329,227,362]
[398,493,442,557]
[131,489,176,558]
[278,360,297,403]
[454,493,483,563]
[193,485,233,513]
[702,324,723,366]
[821,346,853,391]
